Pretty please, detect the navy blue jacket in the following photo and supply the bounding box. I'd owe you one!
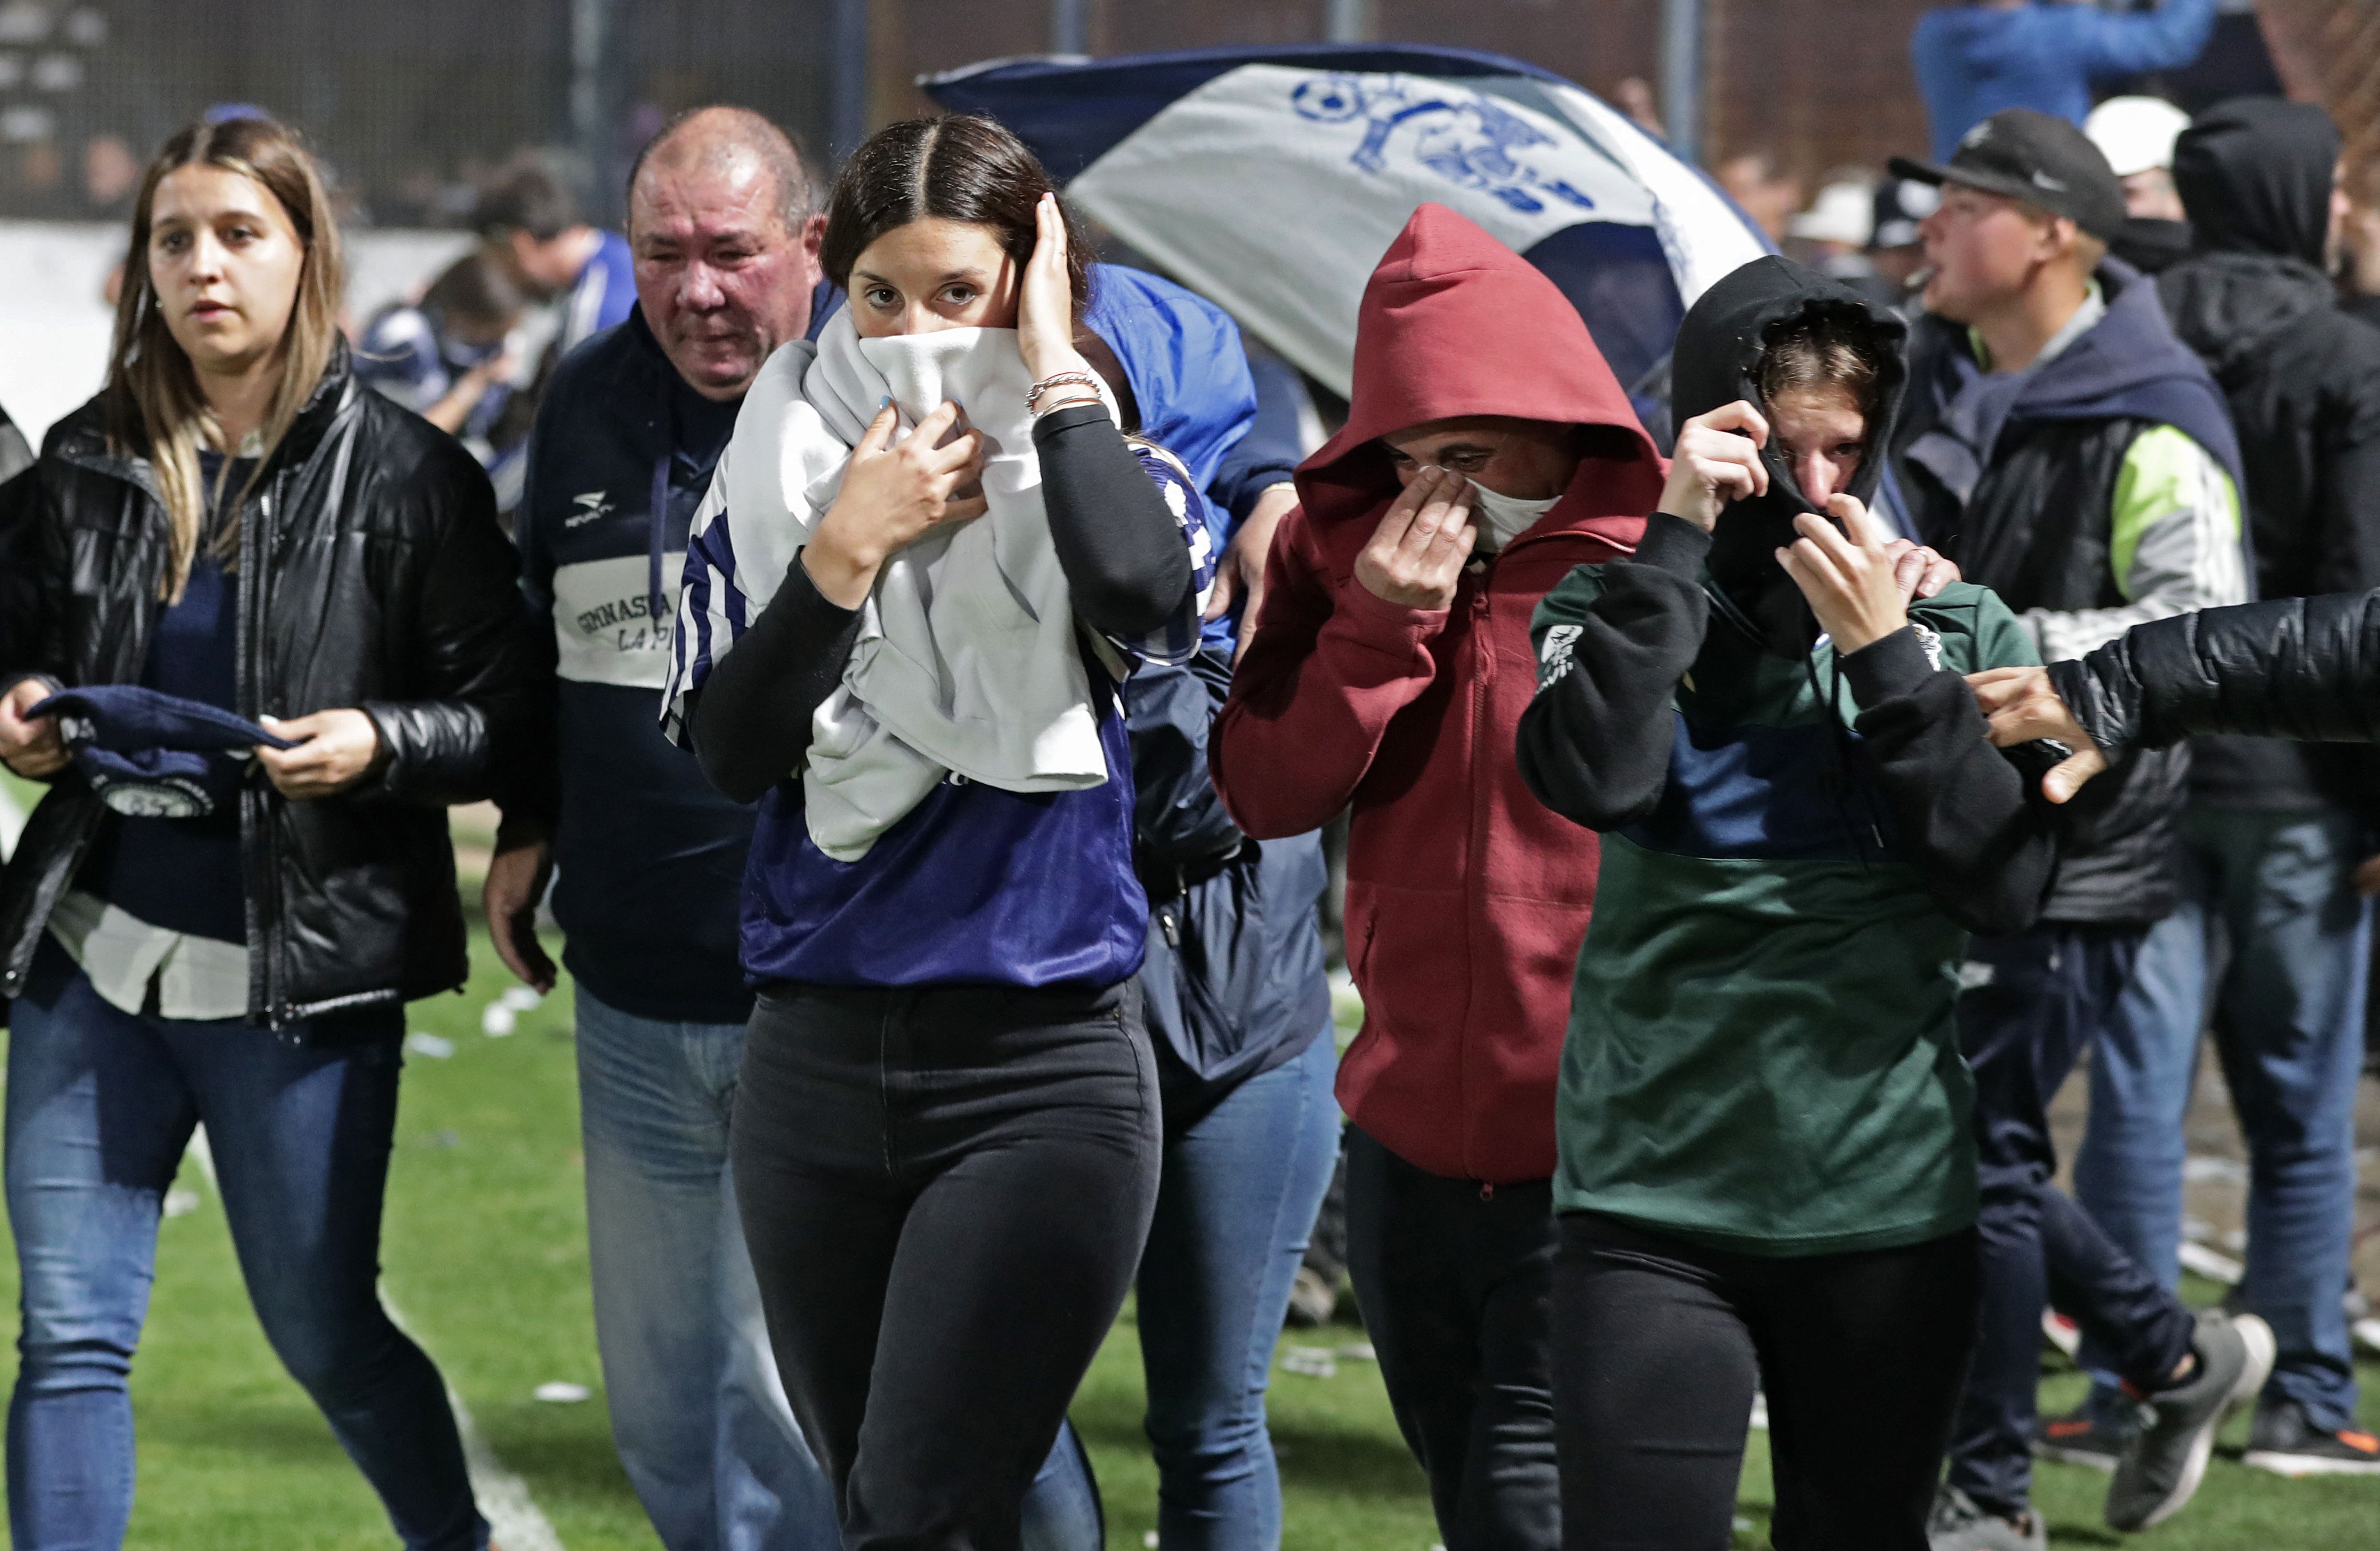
[1128,646,1330,1119]
[516,308,758,1022]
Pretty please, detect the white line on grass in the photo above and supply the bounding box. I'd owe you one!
[184,1128,567,1550]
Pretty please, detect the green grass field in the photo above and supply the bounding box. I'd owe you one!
[0,765,2370,1549]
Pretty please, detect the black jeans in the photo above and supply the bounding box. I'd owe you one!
[1554,1213,1980,1551]
[1949,924,2196,1517]
[1344,1126,1559,1550]
[732,979,1161,1551]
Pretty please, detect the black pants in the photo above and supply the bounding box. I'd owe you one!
[732,980,1161,1551]
[1949,923,2193,1516]
[1344,1126,1560,1550]
[1554,1212,1980,1551]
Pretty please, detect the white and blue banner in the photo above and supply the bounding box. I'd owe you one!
[925,43,1770,404]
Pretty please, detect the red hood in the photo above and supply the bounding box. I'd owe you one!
[1296,203,1667,545]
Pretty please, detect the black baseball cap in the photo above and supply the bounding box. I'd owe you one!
[1889,109,2126,242]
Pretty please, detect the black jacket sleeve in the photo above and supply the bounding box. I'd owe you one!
[1841,628,2057,936]
[353,443,554,814]
[2052,590,2380,755]
[1034,402,1195,640]
[1516,514,1712,830]
[686,554,866,805]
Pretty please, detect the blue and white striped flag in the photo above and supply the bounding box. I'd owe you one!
[924,42,1770,406]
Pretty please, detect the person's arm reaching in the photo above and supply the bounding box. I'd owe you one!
[2069,592,2380,753]
[1211,467,1476,838]
[1783,493,2056,934]
[1515,514,1708,829]
[1844,627,2057,936]
[2069,0,2219,80]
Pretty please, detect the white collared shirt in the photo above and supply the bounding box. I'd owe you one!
[47,890,249,1021]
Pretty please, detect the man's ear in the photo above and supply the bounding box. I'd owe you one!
[802,211,827,260]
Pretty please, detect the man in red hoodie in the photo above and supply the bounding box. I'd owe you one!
[1211,204,1668,1545]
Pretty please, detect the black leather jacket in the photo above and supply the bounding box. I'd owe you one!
[2054,591,2380,755]
[0,354,553,1029]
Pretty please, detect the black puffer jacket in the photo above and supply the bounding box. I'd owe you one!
[2053,590,2380,753]
[0,351,553,1029]
[2158,96,2380,823]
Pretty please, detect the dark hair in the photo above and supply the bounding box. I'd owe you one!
[1757,310,1892,430]
[474,157,579,241]
[625,105,813,237]
[820,115,1091,319]
[421,249,525,336]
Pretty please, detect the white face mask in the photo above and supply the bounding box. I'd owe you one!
[1465,478,1562,552]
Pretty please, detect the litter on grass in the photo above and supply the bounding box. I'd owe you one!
[2177,1241,2244,1286]
[162,1185,201,1218]
[1338,1342,1376,1361]
[480,1005,517,1038]
[404,1031,455,1059]
[499,986,542,1011]
[533,1382,591,1403]
[1280,1346,1337,1379]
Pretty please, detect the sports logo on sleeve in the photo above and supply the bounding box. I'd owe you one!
[1537,623,1583,691]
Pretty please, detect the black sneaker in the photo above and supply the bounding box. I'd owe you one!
[2242,1398,2380,1477]
[2033,1388,2137,1471]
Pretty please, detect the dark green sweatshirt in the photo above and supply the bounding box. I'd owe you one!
[1518,514,2057,1254]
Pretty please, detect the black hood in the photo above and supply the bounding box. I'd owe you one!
[2162,98,2344,384]
[2173,97,2338,265]
[1670,255,1908,647]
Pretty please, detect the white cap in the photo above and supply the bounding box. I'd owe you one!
[1788,181,1874,247]
[2084,96,2191,178]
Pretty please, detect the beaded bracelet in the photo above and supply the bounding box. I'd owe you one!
[1025,370,1103,411]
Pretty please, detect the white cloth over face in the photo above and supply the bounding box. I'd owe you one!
[670,310,1122,863]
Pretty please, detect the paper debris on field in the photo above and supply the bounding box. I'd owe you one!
[2354,1318,2380,1358]
[404,1031,455,1059]
[2176,1240,2243,1286]
[163,1185,201,1218]
[498,986,542,1012]
[1337,1342,1376,1361]
[480,1005,517,1037]
[2182,1155,2248,1186]
[1280,1346,1337,1379]
[533,1381,591,1403]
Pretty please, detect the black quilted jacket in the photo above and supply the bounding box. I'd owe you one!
[2053,591,2380,755]
[0,351,553,1029]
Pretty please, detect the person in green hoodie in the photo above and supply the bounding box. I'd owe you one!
[1516,256,2061,1549]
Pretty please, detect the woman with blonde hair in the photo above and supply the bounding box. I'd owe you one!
[0,114,545,1550]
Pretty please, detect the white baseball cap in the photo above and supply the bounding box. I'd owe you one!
[2084,96,2191,178]
[1787,181,1875,247]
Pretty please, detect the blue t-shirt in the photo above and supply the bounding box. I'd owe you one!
[79,457,249,942]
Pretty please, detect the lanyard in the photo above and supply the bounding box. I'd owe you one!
[646,444,672,633]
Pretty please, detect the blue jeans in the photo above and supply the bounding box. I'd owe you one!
[2073,808,2370,1429]
[3,938,485,1551]
[575,989,840,1550]
[1136,1033,1341,1549]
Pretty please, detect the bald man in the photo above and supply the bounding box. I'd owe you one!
[484,106,844,1551]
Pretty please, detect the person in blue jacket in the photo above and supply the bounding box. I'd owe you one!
[1912,0,2218,162]
[1081,267,1341,1550]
